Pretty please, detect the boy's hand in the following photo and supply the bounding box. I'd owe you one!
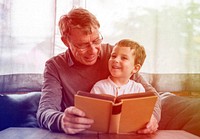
[137,115,158,134]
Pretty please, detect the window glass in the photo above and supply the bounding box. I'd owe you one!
[85,0,200,73]
[0,0,55,74]
[54,0,73,55]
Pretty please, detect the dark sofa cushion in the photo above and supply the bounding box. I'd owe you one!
[159,93,200,136]
[0,92,41,131]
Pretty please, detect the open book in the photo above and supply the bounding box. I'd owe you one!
[74,91,157,133]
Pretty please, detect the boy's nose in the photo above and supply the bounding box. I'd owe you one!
[113,57,120,63]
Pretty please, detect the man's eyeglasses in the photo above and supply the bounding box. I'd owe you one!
[68,33,103,52]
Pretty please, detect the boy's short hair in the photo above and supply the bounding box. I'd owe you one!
[115,39,146,66]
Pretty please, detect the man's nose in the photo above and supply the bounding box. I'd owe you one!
[87,43,97,53]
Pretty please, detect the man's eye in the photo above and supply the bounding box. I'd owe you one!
[82,44,89,48]
[78,44,89,49]
[93,39,101,44]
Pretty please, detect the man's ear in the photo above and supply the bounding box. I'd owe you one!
[132,64,141,74]
[61,36,70,48]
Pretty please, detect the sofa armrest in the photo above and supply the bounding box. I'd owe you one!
[159,92,200,136]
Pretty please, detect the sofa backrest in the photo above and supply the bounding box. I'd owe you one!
[141,73,200,93]
[0,74,43,94]
[1,73,200,94]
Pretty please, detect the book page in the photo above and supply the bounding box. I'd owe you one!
[118,95,157,133]
[77,91,115,101]
[117,92,154,100]
[75,94,113,133]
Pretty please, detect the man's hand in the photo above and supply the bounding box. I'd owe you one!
[61,106,94,134]
[137,115,158,134]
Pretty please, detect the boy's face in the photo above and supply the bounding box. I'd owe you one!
[109,46,139,79]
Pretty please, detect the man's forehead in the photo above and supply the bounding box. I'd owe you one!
[69,28,100,42]
[70,26,99,35]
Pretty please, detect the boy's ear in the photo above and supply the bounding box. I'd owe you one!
[61,36,70,48]
[132,64,141,74]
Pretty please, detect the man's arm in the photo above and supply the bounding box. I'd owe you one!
[36,61,94,134]
[36,61,64,132]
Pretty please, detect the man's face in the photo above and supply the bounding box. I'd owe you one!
[67,28,102,65]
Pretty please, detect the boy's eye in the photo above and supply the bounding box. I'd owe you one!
[121,56,128,60]
[111,54,116,58]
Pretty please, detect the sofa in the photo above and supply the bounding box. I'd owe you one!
[0,73,200,136]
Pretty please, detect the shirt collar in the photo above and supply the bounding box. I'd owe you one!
[108,76,131,89]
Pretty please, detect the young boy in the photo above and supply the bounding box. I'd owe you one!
[90,39,146,96]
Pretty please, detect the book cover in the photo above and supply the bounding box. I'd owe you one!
[74,91,157,133]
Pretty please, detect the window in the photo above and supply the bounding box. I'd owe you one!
[0,0,200,74]
[85,0,200,73]
[0,0,56,74]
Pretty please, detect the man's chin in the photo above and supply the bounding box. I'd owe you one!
[85,61,97,65]
[84,58,97,65]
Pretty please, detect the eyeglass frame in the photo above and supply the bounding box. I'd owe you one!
[65,33,103,52]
